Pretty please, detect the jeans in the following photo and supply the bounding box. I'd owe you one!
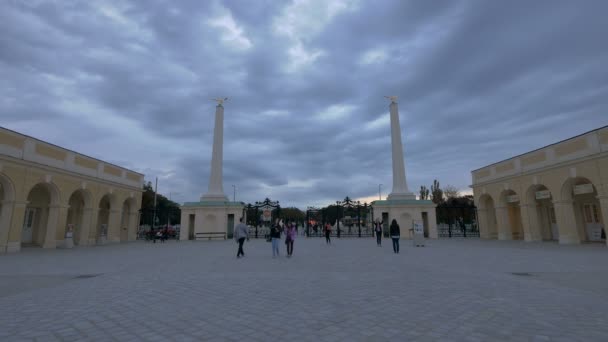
[286,239,294,256]
[392,238,400,253]
[237,237,245,257]
[376,231,382,245]
[272,238,280,256]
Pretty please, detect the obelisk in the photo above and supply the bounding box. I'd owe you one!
[201,99,228,201]
[386,96,416,200]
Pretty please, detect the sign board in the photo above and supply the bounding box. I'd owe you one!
[412,220,425,247]
[535,190,551,200]
[413,221,424,235]
[573,183,594,195]
[262,209,272,222]
[507,195,520,203]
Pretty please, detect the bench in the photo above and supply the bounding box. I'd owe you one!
[195,232,226,240]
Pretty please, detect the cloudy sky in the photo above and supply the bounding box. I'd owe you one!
[1,0,607,208]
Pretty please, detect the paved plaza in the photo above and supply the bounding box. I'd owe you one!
[1,238,607,342]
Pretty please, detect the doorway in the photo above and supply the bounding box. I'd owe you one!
[21,208,36,244]
[583,203,604,242]
[227,214,235,239]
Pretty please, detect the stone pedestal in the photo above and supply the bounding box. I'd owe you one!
[180,201,244,240]
[372,200,437,239]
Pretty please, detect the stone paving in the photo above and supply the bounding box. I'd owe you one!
[1,237,607,342]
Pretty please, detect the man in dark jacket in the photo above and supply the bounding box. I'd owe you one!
[389,219,400,254]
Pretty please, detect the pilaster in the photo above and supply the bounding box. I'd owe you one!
[477,208,490,239]
[597,196,608,247]
[520,204,542,242]
[553,200,582,244]
[0,200,16,253]
[495,206,512,240]
[6,201,27,253]
[107,209,122,243]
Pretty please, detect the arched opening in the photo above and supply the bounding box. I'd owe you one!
[120,198,136,242]
[561,178,605,242]
[526,185,558,241]
[23,183,59,247]
[66,189,91,245]
[478,194,498,239]
[96,194,112,242]
[499,190,524,240]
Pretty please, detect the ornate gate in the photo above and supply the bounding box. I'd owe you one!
[244,198,281,239]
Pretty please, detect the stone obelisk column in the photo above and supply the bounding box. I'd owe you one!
[201,101,228,201]
[386,97,415,200]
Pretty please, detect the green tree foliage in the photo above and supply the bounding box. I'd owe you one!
[139,181,181,227]
[280,207,306,223]
[419,185,430,200]
[431,179,444,204]
[443,185,460,199]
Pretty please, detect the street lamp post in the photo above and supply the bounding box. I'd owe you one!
[232,185,236,202]
[379,184,383,200]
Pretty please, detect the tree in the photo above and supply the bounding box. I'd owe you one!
[419,185,430,200]
[444,185,460,199]
[431,179,443,204]
[139,182,181,227]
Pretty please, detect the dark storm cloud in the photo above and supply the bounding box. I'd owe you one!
[1,0,607,208]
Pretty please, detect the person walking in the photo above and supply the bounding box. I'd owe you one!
[374,219,384,246]
[271,218,282,258]
[285,221,296,257]
[390,219,400,254]
[234,217,249,258]
[324,222,332,245]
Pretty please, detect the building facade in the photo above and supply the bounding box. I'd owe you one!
[471,126,608,245]
[0,127,143,253]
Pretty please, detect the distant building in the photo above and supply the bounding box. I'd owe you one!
[0,127,143,253]
[471,126,607,245]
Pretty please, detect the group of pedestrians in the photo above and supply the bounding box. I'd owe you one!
[373,218,401,253]
[234,216,403,258]
[234,218,298,258]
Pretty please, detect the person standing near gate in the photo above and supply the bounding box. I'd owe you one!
[285,221,296,257]
[324,222,332,245]
[390,219,400,254]
[374,218,383,246]
[271,218,282,258]
[234,217,249,258]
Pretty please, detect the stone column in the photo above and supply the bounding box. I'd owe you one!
[6,201,27,253]
[519,204,542,242]
[495,206,512,240]
[426,208,438,239]
[0,200,15,253]
[78,208,94,246]
[553,200,581,244]
[88,208,100,245]
[201,104,228,201]
[387,100,415,200]
[128,212,139,241]
[107,209,122,243]
[597,196,608,247]
[53,205,70,248]
[42,205,61,249]
[477,208,490,239]
[180,210,190,241]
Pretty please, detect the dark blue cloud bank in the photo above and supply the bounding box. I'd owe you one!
[1,0,607,208]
